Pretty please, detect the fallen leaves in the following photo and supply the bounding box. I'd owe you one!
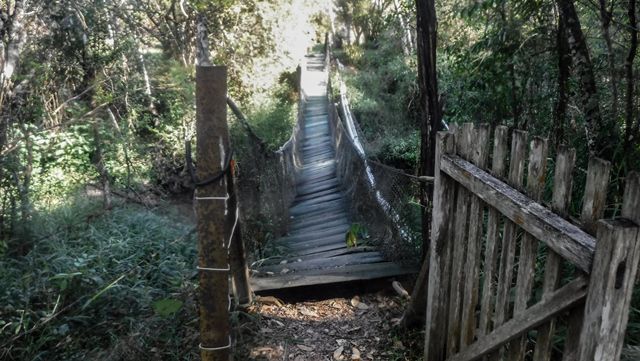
[235,293,419,360]
[350,296,369,310]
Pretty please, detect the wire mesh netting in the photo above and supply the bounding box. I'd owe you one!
[235,50,424,267]
[327,79,424,267]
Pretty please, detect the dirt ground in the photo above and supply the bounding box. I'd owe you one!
[234,290,423,361]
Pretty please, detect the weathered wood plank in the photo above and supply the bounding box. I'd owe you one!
[461,123,490,348]
[448,123,474,355]
[494,130,528,329]
[446,277,588,361]
[258,252,384,273]
[622,172,640,224]
[478,125,509,336]
[577,219,640,361]
[509,137,548,361]
[251,262,417,292]
[533,146,576,361]
[562,156,612,361]
[440,155,596,273]
[424,131,457,361]
[580,158,612,235]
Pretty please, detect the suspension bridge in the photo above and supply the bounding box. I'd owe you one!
[249,53,417,292]
[194,44,640,361]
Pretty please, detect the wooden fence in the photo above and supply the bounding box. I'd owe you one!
[424,123,640,361]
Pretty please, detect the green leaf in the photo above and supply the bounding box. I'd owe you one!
[153,298,183,317]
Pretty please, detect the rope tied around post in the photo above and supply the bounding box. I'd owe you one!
[185,138,235,188]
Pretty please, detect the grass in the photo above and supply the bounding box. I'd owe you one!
[0,194,199,360]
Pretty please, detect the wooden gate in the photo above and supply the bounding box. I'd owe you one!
[424,123,640,361]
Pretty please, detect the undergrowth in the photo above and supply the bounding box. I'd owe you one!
[0,194,199,360]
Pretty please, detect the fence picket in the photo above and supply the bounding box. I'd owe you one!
[533,146,576,361]
[447,123,475,355]
[424,131,457,361]
[508,137,549,361]
[622,172,640,224]
[562,156,611,361]
[478,126,509,337]
[422,120,637,361]
[461,124,491,348]
[494,130,528,328]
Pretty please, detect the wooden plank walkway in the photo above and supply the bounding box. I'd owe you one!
[251,54,415,292]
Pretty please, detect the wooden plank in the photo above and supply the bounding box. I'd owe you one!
[447,123,474,356]
[562,156,612,361]
[288,212,348,230]
[494,130,528,329]
[251,262,417,292]
[258,252,385,273]
[440,155,596,273]
[580,158,612,235]
[622,172,640,224]
[533,146,576,361]
[578,219,640,361]
[424,131,457,361]
[446,277,588,361]
[279,246,378,263]
[460,123,490,348]
[509,137,548,361]
[289,219,349,234]
[279,226,347,245]
[478,125,509,336]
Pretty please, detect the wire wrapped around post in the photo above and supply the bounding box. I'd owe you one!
[195,65,234,361]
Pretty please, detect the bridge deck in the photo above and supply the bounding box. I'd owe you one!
[250,54,415,292]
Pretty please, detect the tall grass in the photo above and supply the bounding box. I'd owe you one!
[0,194,199,360]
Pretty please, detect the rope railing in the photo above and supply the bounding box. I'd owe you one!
[327,57,424,265]
[233,61,307,254]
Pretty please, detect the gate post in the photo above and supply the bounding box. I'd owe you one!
[424,131,456,361]
[195,65,232,361]
[577,218,640,361]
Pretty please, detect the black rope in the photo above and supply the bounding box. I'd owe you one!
[185,139,234,188]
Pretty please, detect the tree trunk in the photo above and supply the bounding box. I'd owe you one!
[598,0,619,119]
[16,123,32,254]
[402,0,441,328]
[0,0,26,164]
[416,0,441,258]
[553,6,572,149]
[92,121,113,210]
[624,0,638,167]
[196,13,212,67]
[556,0,612,158]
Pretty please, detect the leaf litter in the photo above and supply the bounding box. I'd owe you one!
[234,290,423,360]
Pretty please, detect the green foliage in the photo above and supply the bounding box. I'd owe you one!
[345,223,369,248]
[153,298,184,317]
[0,196,198,360]
[338,40,419,169]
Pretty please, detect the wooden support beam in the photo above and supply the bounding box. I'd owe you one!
[578,219,640,361]
[195,65,232,361]
[440,154,596,273]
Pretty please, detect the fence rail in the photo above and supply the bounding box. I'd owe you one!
[422,124,640,361]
